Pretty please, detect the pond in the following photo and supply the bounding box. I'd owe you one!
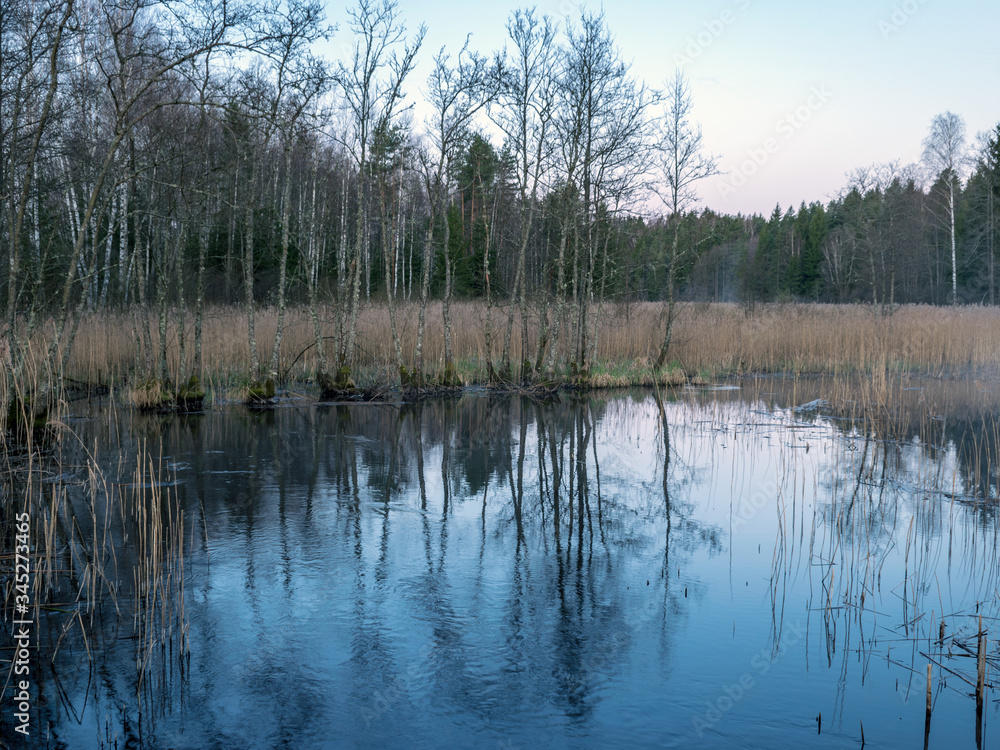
[4,380,1000,748]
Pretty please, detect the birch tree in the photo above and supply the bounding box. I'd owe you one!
[922,111,967,305]
[1,0,74,372]
[412,40,496,387]
[334,0,423,386]
[370,116,412,373]
[260,0,331,382]
[651,70,718,369]
[44,0,257,380]
[548,10,652,375]
[490,7,556,381]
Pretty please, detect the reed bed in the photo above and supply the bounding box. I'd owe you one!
[663,303,1000,377]
[29,300,1000,394]
[666,389,1000,733]
[1,401,190,736]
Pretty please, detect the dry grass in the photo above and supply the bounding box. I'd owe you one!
[587,359,688,388]
[663,302,1000,377]
[126,378,172,409]
[26,300,1000,395]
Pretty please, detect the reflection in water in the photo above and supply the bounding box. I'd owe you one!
[4,386,1000,749]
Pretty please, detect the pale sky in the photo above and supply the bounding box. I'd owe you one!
[322,0,1000,217]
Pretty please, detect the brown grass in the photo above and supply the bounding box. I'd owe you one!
[663,302,1000,377]
[126,379,172,409]
[27,300,1000,394]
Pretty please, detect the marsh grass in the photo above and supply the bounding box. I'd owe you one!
[21,301,1000,400]
[587,359,688,388]
[673,384,1000,723]
[127,378,174,410]
[2,391,190,739]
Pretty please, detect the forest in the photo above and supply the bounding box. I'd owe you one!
[3,0,999,397]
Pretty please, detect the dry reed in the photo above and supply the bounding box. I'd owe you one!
[3,404,190,702]
[30,300,1000,394]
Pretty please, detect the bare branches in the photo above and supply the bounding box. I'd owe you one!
[922,112,968,185]
[649,70,718,370]
[413,36,500,382]
[333,0,423,171]
[653,70,719,217]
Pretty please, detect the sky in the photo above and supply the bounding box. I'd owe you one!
[321,0,1000,217]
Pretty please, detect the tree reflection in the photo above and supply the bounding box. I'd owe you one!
[29,393,725,746]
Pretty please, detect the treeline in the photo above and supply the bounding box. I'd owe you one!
[3,0,999,392]
[681,142,1000,307]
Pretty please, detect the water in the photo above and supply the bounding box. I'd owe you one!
[6,382,1000,748]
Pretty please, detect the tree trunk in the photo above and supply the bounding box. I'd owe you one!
[442,204,455,385]
[175,224,187,386]
[269,143,294,379]
[576,215,598,373]
[503,197,537,380]
[990,181,996,306]
[546,195,573,373]
[413,207,436,386]
[589,224,615,366]
[193,200,210,379]
[378,165,403,370]
[655,224,680,371]
[244,198,260,379]
[345,174,365,370]
[157,230,170,384]
[482,193,499,383]
[950,182,957,305]
[121,170,133,304]
[534,290,551,374]
[303,163,327,377]
[98,189,118,307]
[137,231,154,375]
[336,172,349,361]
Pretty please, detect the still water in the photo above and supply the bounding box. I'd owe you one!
[11,382,1000,748]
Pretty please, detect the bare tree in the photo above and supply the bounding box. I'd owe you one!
[229,69,276,384]
[261,0,332,382]
[651,70,718,370]
[837,161,920,311]
[43,0,260,381]
[334,0,423,386]
[922,111,967,305]
[2,0,74,370]
[370,113,413,374]
[412,39,496,387]
[546,10,653,376]
[490,7,557,381]
[180,41,229,385]
[298,139,334,381]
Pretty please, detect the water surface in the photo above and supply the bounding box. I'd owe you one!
[8,382,1000,748]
